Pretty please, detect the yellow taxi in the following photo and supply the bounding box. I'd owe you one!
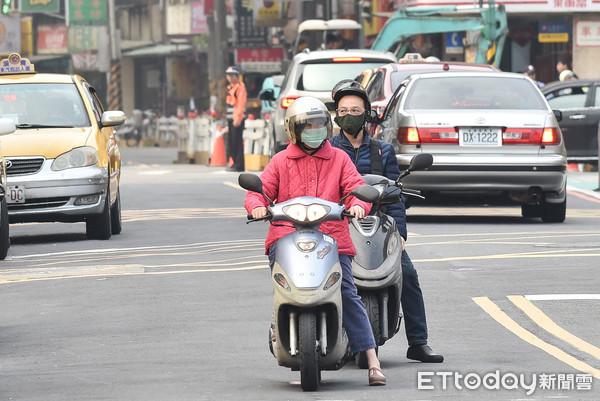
[0,53,126,240]
[0,117,16,259]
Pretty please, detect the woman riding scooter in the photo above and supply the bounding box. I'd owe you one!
[244,96,387,386]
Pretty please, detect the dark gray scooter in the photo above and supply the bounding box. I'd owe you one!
[350,153,433,368]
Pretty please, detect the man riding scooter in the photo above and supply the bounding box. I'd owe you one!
[329,79,444,363]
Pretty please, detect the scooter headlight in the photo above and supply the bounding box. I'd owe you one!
[283,204,306,222]
[306,204,328,221]
[387,232,399,255]
[283,203,330,222]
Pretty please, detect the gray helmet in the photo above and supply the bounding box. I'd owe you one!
[284,97,333,144]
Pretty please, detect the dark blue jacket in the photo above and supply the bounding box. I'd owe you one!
[330,133,407,240]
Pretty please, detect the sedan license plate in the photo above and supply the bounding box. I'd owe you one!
[7,185,25,204]
[459,127,501,146]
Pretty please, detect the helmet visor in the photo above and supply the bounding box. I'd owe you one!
[293,116,329,135]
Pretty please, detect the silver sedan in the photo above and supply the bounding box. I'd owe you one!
[376,71,567,222]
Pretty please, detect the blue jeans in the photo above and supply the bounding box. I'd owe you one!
[401,249,428,346]
[268,243,376,353]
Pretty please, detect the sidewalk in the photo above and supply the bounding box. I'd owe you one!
[567,169,600,199]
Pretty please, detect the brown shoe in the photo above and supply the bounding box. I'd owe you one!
[368,367,386,386]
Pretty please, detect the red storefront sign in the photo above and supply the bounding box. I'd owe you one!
[37,25,68,54]
[236,47,284,63]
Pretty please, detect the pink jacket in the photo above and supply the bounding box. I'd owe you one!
[244,141,371,255]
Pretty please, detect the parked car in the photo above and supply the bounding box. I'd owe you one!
[0,53,126,239]
[375,71,567,222]
[0,118,16,259]
[260,48,397,154]
[542,79,600,165]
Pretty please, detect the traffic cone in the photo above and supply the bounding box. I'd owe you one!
[210,133,227,166]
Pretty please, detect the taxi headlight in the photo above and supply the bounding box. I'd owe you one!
[51,147,99,171]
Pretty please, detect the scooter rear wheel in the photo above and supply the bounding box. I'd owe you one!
[299,312,319,391]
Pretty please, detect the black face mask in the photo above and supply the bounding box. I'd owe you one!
[334,113,365,138]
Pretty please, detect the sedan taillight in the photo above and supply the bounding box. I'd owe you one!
[398,127,458,144]
[502,127,561,145]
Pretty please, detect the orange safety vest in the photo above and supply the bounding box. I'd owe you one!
[226,81,247,125]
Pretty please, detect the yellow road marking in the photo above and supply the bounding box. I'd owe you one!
[508,295,600,360]
[472,296,600,379]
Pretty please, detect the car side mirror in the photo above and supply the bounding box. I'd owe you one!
[260,89,275,101]
[367,109,382,125]
[553,110,562,122]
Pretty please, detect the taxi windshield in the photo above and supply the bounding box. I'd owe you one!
[0,83,90,128]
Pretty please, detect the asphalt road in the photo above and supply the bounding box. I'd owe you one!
[1,146,599,400]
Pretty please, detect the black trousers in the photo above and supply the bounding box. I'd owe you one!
[227,119,245,171]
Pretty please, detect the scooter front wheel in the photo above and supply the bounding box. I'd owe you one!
[299,312,319,391]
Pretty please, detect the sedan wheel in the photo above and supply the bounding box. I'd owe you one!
[111,189,122,235]
[0,199,10,260]
[86,185,112,240]
[541,199,566,223]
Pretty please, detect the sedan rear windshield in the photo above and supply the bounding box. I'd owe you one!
[297,62,389,92]
[0,83,90,128]
[405,76,548,110]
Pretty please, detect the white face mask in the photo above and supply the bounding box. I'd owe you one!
[301,127,328,148]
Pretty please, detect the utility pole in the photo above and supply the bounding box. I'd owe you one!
[107,0,121,111]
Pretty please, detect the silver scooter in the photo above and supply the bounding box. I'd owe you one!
[238,173,379,391]
[350,153,433,368]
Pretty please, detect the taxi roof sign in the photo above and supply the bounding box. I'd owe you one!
[399,53,425,63]
[0,53,35,74]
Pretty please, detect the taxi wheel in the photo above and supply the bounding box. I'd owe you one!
[0,199,10,260]
[111,189,122,235]
[86,186,112,240]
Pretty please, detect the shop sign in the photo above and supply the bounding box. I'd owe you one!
[21,0,60,13]
[0,15,21,53]
[37,25,67,54]
[253,0,289,27]
[236,47,284,73]
[69,0,107,23]
[191,1,208,33]
[445,32,463,54]
[538,21,570,43]
[575,20,600,47]
[68,25,105,52]
[71,51,110,72]
[235,0,268,46]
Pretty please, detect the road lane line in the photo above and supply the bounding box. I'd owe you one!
[509,295,600,361]
[525,294,600,301]
[472,296,600,379]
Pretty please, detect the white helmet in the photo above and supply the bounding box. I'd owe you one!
[284,97,333,144]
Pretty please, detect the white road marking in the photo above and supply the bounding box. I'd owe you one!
[525,294,600,301]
